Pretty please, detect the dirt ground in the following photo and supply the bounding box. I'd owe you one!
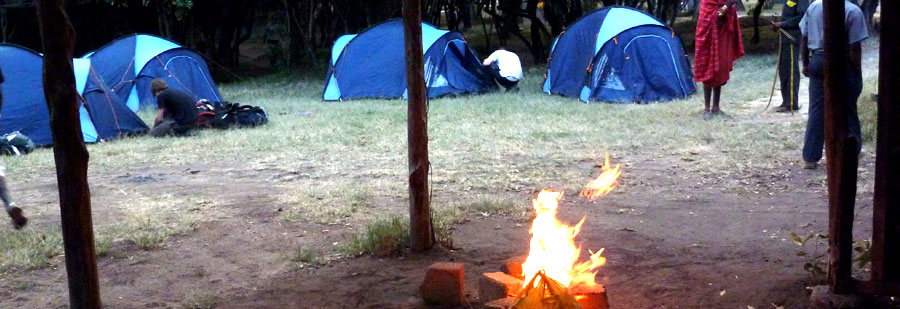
[0,144,878,308]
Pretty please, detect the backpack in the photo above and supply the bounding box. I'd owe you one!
[233,104,268,127]
[196,100,235,129]
[197,101,267,129]
[0,131,36,156]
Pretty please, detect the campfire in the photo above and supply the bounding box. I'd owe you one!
[480,154,621,309]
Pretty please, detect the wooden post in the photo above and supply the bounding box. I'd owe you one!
[822,0,857,294]
[403,0,433,252]
[872,0,900,285]
[36,0,102,307]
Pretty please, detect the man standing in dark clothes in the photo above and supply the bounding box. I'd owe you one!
[0,67,28,229]
[800,0,868,169]
[772,0,809,112]
[150,79,198,137]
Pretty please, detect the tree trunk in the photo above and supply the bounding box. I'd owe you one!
[860,0,879,32]
[499,0,520,40]
[822,0,856,294]
[233,1,255,66]
[526,0,546,63]
[403,0,433,253]
[871,0,898,284]
[35,0,101,307]
[751,0,766,44]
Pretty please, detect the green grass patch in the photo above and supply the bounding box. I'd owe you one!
[289,247,324,268]
[467,196,520,215]
[340,216,410,257]
[279,181,377,225]
[111,194,205,250]
[859,78,878,146]
[0,227,63,272]
[0,193,211,272]
[182,290,217,309]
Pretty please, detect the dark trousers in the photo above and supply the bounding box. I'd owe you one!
[803,53,863,163]
[151,119,196,137]
[778,38,801,109]
[487,62,519,90]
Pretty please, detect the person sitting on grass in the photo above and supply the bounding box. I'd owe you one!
[482,48,523,91]
[0,67,27,229]
[150,79,198,137]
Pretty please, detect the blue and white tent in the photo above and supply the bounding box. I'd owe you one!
[83,34,221,111]
[0,44,147,147]
[543,7,696,103]
[324,20,497,100]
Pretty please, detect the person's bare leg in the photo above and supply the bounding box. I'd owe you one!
[712,86,722,114]
[703,86,713,119]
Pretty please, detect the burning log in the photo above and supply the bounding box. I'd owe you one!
[479,154,620,308]
[571,285,609,309]
[501,256,527,279]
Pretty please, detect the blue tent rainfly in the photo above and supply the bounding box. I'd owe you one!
[82,34,222,111]
[324,20,498,101]
[0,44,147,147]
[543,7,696,103]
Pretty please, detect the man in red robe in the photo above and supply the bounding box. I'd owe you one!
[694,0,745,119]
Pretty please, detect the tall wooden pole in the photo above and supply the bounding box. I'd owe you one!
[872,0,900,285]
[403,0,433,252]
[822,0,856,294]
[36,0,102,307]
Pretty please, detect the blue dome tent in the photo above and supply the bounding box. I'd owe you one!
[0,44,147,147]
[542,7,696,103]
[83,34,221,111]
[324,20,498,100]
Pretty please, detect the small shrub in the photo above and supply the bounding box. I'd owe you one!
[433,205,467,249]
[791,232,828,281]
[290,247,323,267]
[182,291,216,309]
[341,216,409,257]
[792,232,872,282]
[94,233,113,257]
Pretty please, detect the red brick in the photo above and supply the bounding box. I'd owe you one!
[483,296,517,309]
[419,262,465,305]
[500,256,526,279]
[571,284,609,309]
[478,272,524,303]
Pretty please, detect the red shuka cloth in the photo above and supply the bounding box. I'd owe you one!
[694,0,745,87]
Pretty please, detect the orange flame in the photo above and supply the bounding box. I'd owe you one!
[580,153,621,199]
[520,155,620,288]
[520,190,607,288]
